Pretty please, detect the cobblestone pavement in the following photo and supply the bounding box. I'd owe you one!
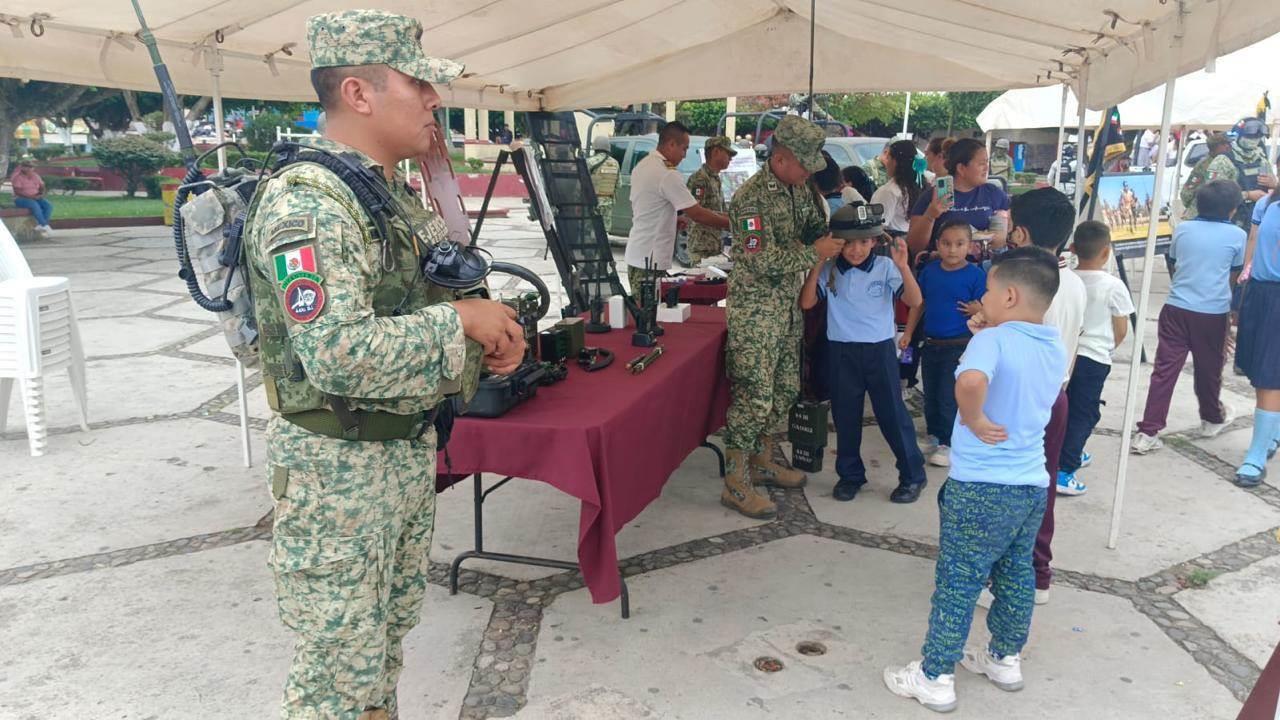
[1,219,1275,719]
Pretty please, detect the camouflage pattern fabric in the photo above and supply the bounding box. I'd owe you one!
[1226,141,1276,230]
[724,158,828,458]
[307,10,464,84]
[627,264,663,307]
[587,152,620,234]
[1180,153,1237,220]
[245,136,475,719]
[864,156,888,190]
[686,164,725,263]
[772,116,827,172]
[921,480,1047,678]
[989,151,1012,182]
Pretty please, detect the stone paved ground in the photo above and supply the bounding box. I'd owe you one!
[1,211,1276,720]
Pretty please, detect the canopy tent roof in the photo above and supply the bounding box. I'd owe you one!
[978,32,1280,131]
[2,1,1279,110]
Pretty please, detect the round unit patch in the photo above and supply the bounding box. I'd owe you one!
[284,276,325,323]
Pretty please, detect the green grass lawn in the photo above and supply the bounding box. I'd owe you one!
[2,192,163,219]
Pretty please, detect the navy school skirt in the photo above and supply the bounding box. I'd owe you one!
[1236,279,1280,390]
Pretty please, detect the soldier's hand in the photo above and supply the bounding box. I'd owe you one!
[483,344,525,376]
[1247,189,1267,202]
[451,299,524,357]
[814,234,843,260]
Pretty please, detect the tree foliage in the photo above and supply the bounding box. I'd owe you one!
[241,112,308,152]
[675,99,728,135]
[92,136,177,197]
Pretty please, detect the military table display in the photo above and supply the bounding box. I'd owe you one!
[660,277,729,306]
[440,306,730,617]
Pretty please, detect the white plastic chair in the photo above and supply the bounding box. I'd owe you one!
[0,227,89,455]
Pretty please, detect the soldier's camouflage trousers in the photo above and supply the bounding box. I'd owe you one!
[687,227,722,264]
[597,197,614,234]
[724,305,801,453]
[627,265,663,307]
[268,424,439,720]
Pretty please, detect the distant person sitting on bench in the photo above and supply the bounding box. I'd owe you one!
[9,158,54,237]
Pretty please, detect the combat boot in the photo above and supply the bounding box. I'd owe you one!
[750,434,807,488]
[722,449,778,519]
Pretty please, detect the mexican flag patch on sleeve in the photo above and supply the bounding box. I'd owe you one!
[740,216,763,232]
[273,245,317,285]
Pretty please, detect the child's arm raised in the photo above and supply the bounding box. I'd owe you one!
[889,236,922,308]
[956,370,1007,445]
[799,258,826,310]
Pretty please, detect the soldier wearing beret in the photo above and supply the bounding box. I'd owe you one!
[245,10,525,718]
[721,116,844,519]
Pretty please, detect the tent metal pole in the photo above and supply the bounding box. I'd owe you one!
[1108,12,1184,550]
[902,92,911,135]
[1169,124,1188,221]
[210,54,227,173]
[1074,63,1091,211]
[985,130,991,155]
[806,0,816,107]
[1053,84,1068,188]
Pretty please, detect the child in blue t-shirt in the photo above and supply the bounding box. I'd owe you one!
[800,204,926,504]
[884,247,1067,713]
[900,220,986,467]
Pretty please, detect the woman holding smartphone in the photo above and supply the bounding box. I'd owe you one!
[906,138,1010,257]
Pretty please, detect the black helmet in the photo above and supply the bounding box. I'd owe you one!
[1234,117,1267,138]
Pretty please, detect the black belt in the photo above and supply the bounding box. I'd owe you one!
[281,406,438,441]
[924,336,971,347]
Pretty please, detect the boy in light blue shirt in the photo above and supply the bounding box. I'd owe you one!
[885,247,1067,713]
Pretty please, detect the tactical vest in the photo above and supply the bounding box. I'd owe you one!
[587,154,619,198]
[1228,147,1264,191]
[245,161,478,420]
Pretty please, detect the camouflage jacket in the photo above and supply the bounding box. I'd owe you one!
[686,164,724,247]
[245,138,469,450]
[989,153,1012,181]
[1181,153,1237,219]
[727,159,827,309]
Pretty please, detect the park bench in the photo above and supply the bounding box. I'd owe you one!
[0,206,38,242]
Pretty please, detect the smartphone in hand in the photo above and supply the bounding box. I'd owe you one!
[936,176,955,210]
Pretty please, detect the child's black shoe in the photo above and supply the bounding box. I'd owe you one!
[833,479,865,502]
[890,481,927,504]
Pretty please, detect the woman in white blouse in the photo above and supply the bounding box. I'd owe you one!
[871,139,927,236]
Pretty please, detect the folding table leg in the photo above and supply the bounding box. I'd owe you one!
[448,472,632,618]
[0,378,12,434]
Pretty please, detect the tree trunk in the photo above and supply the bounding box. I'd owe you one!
[123,90,142,121]
[0,118,13,181]
[185,96,212,123]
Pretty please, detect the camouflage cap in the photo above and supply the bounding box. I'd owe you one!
[306,10,464,85]
[1206,132,1231,148]
[994,137,1010,149]
[773,115,826,172]
[704,135,738,157]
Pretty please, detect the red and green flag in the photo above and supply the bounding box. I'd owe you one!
[273,245,316,284]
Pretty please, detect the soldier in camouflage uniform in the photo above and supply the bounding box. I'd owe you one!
[722,116,844,518]
[1180,133,1235,219]
[587,135,620,234]
[686,136,736,263]
[989,138,1013,186]
[246,11,525,719]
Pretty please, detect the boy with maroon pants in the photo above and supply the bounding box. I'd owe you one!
[1003,188,1084,605]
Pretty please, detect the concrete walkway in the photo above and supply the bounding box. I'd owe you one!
[1,214,1275,720]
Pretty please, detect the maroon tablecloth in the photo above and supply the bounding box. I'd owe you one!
[439,305,730,603]
[1239,640,1280,719]
[660,278,729,306]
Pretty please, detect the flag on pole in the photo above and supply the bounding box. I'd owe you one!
[1079,106,1128,218]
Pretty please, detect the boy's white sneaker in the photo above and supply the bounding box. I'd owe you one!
[1198,405,1237,439]
[883,661,957,713]
[1035,588,1050,605]
[961,647,1024,692]
[1130,431,1163,454]
[928,445,951,467]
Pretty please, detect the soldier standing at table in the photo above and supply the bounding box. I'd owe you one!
[686,135,737,264]
[587,135,620,234]
[245,11,525,719]
[722,116,844,518]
